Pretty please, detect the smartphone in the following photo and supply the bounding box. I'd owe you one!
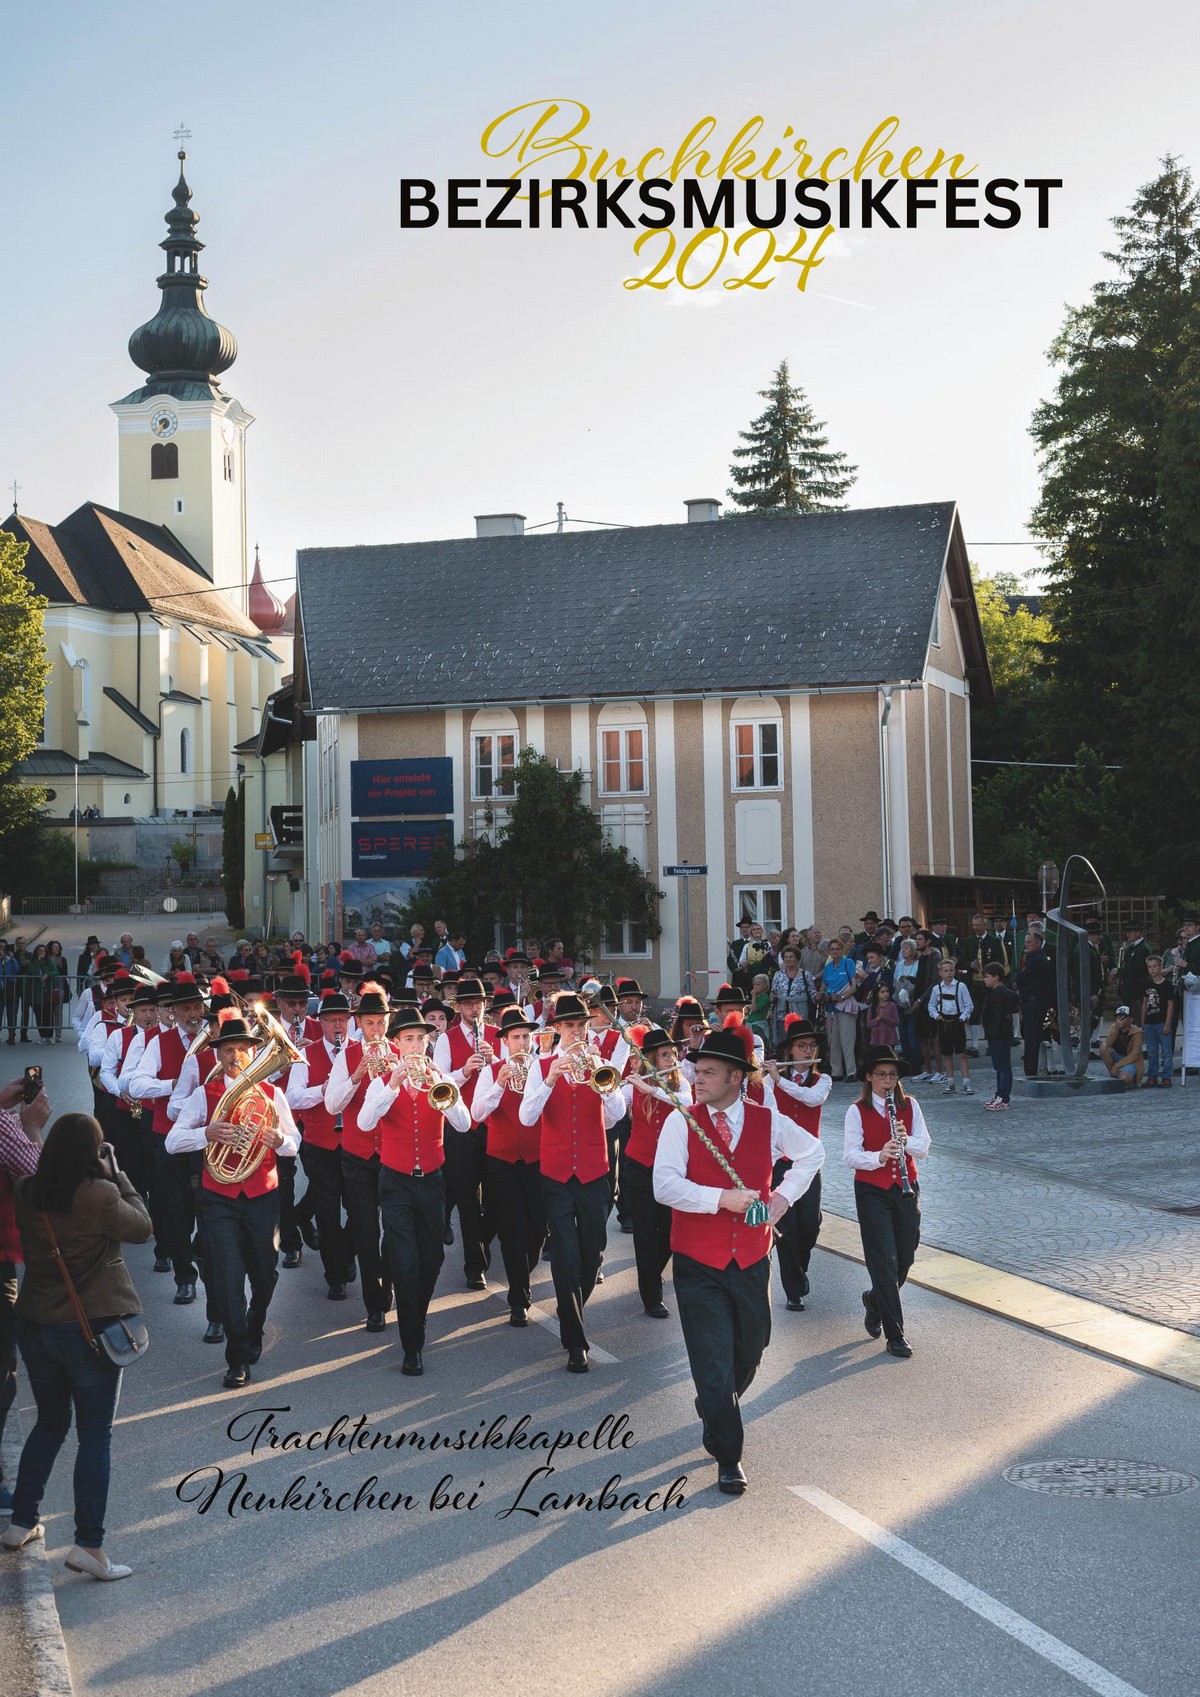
[23,1065,43,1104]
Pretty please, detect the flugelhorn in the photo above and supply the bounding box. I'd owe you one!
[364,1036,395,1080]
[401,1055,461,1114]
[563,1042,622,1095]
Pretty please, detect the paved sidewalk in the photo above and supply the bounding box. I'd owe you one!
[820,1062,1200,1337]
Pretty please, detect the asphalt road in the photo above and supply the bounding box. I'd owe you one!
[4,1035,1196,1697]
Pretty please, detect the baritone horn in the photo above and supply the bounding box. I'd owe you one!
[204,1009,304,1188]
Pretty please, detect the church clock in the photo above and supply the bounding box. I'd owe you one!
[150,407,178,439]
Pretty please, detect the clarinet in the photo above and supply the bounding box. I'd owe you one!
[884,1087,913,1196]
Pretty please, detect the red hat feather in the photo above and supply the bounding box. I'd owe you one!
[361,980,385,998]
[625,1023,650,1050]
[721,1008,756,1062]
[216,1007,240,1027]
[209,976,230,995]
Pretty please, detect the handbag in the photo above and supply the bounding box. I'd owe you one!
[39,1212,149,1367]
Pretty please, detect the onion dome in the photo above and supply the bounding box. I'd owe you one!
[248,546,287,634]
[125,151,237,401]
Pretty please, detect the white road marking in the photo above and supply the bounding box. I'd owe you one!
[521,1299,618,1364]
[790,1486,1149,1697]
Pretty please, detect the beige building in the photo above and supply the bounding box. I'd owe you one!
[295,500,991,995]
[4,150,286,889]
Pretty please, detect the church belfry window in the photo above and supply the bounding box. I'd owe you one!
[223,451,234,483]
[151,442,178,479]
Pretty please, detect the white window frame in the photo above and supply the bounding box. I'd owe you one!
[729,718,783,792]
[733,884,787,932]
[601,918,653,960]
[597,724,648,796]
[471,731,517,801]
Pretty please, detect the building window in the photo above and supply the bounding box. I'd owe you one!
[78,659,91,726]
[731,719,782,790]
[472,732,516,800]
[733,885,787,932]
[931,597,941,647]
[602,919,652,959]
[150,442,178,480]
[173,497,186,516]
[599,726,647,795]
[179,727,191,775]
[599,803,648,870]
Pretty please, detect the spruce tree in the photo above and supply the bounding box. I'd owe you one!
[726,360,856,514]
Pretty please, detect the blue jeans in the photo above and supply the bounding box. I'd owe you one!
[987,1039,1014,1103]
[897,1011,922,1074]
[11,1317,123,1548]
[1144,1023,1173,1082]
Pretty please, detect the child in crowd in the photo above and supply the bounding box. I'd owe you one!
[747,973,772,1043]
[979,963,1021,1110]
[1099,1007,1144,1086]
[866,983,900,1050]
[1140,958,1175,1088]
[922,957,974,1094]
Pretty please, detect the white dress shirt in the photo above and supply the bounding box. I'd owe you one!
[653,1092,824,1213]
[357,1067,472,1135]
[98,1027,127,1097]
[519,1059,629,1129]
[619,1075,693,1113]
[286,1039,344,1113]
[774,1068,833,1109]
[128,1032,179,1102]
[165,1074,301,1157]
[168,1055,202,1121]
[87,1018,117,1070]
[116,1026,150,1095]
[842,1092,931,1171]
[324,1045,370,1116]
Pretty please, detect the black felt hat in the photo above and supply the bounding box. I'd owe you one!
[862,1044,909,1076]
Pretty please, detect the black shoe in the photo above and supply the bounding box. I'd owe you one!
[466,1275,487,1291]
[443,1225,455,1246]
[299,1219,320,1252]
[508,1309,529,1327]
[594,1269,604,1284]
[619,1220,634,1234]
[401,1351,424,1376]
[644,1301,669,1318]
[365,1312,387,1333]
[173,1283,196,1305]
[886,1337,914,1358]
[786,1297,806,1312]
[694,1396,718,1457]
[862,1292,882,1338]
[717,1463,748,1496]
[223,1365,250,1389]
[541,1248,552,1262]
[203,1321,225,1344]
[327,1283,348,1301]
[566,1347,590,1373]
[282,1249,302,1269]
[245,1338,263,1365]
[153,1257,172,1273]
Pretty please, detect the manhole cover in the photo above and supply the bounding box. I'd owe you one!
[1003,1460,1198,1499]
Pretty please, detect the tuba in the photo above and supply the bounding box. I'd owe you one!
[204,1008,305,1188]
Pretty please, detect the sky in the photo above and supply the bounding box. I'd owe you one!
[2,0,1198,602]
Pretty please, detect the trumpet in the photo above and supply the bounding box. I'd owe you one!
[563,1042,622,1095]
[400,1055,461,1114]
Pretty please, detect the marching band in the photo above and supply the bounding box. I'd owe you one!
[68,945,935,1492]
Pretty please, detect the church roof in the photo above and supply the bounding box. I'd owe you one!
[298,502,992,711]
[17,749,149,780]
[4,505,265,639]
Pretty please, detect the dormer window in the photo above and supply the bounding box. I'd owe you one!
[151,442,178,479]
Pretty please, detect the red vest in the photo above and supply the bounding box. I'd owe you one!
[853,1097,917,1190]
[773,1070,824,1139]
[745,1078,765,1105]
[446,1020,500,1116]
[295,1040,341,1150]
[151,1028,189,1136]
[535,1055,610,1184]
[592,1026,622,1062]
[200,1076,280,1199]
[670,1101,774,1270]
[484,1062,541,1163]
[625,1087,674,1167]
[338,1040,399,1161]
[376,1084,447,1176]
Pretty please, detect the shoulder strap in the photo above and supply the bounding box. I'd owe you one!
[39,1211,99,1353]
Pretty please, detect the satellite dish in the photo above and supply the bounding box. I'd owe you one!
[162,896,179,914]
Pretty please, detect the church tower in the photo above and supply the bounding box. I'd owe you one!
[110,150,252,613]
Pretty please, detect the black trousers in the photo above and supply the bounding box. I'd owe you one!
[772,1160,823,1305]
[105,1104,149,1205]
[0,1261,16,1478]
[341,1149,392,1316]
[606,1111,631,1224]
[487,1156,547,1314]
[299,1142,354,1286]
[275,1155,303,1254]
[540,1172,609,1351]
[195,1188,280,1369]
[140,1127,176,1271]
[624,1156,672,1310]
[854,1181,920,1344]
[443,1124,492,1281]
[379,1167,446,1354]
[186,1156,222,1324]
[674,1251,771,1469]
[156,1146,199,1286]
[1021,1000,1049,1075]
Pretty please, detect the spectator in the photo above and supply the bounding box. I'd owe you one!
[194,936,225,974]
[767,945,818,1048]
[746,973,772,1041]
[911,930,943,1080]
[1099,1007,1143,1086]
[113,934,135,969]
[399,923,425,961]
[4,1112,150,1577]
[26,944,57,1044]
[0,944,19,1046]
[979,963,1021,1110]
[160,941,191,976]
[368,922,392,963]
[726,917,755,983]
[890,939,923,1074]
[1140,959,1175,1088]
[888,916,918,962]
[45,941,71,1043]
[76,937,102,994]
[820,938,860,1082]
[435,930,462,974]
[10,939,33,1044]
[348,929,377,967]
[866,983,900,1049]
[0,1076,49,1514]
[799,925,827,981]
[921,956,974,1094]
[1114,922,1151,1011]
[1015,930,1055,1080]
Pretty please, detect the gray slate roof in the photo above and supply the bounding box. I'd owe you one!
[298,502,971,712]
